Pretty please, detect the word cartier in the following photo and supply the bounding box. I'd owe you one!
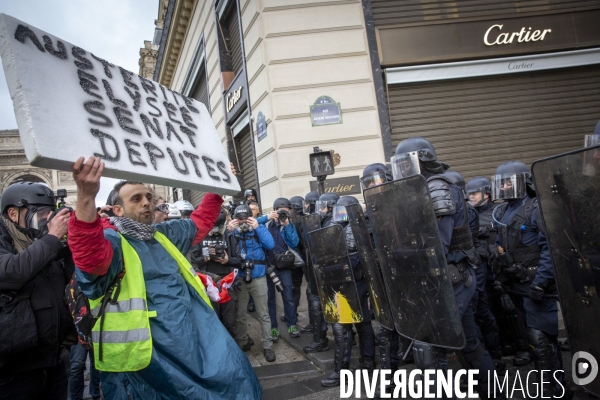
[13,24,231,183]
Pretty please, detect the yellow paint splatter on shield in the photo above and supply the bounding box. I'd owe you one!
[324,291,362,323]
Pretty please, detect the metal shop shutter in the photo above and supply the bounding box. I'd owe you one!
[226,6,243,75]
[387,64,600,181]
[235,126,257,192]
[189,190,206,207]
[370,0,597,27]
[190,64,210,113]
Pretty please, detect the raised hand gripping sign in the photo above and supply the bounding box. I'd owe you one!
[0,14,240,195]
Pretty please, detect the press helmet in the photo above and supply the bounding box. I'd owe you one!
[272,198,292,210]
[174,200,194,218]
[167,203,182,219]
[1,182,57,237]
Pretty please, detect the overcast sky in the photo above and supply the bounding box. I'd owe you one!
[0,0,158,204]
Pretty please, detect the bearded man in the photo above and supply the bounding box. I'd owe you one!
[67,156,261,400]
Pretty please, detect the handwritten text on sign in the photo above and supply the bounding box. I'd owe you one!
[0,14,239,195]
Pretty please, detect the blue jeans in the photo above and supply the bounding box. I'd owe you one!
[68,343,100,400]
[267,268,297,328]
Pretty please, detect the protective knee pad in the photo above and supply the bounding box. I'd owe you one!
[412,342,438,370]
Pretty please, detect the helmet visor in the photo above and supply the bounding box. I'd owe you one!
[584,135,600,148]
[360,171,387,190]
[391,152,420,180]
[491,173,527,200]
[315,200,330,217]
[332,205,348,222]
[302,200,314,214]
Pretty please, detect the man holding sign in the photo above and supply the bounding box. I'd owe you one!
[67,156,261,399]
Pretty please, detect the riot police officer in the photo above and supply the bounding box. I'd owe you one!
[302,192,338,353]
[360,163,406,371]
[392,137,498,398]
[289,196,305,318]
[492,161,566,397]
[467,176,515,365]
[302,191,319,215]
[313,195,373,387]
[446,171,504,370]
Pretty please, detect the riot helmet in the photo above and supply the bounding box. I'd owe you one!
[466,176,492,207]
[442,170,465,191]
[244,188,258,203]
[361,163,392,190]
[1,182,57,237]
[492,161,534,201]
[332,196,359,222]
[315,193,339,217]
[289,196,304,213]
[303,191,319,214]
[272,198,292,210]
[391,137,449,179]
[173,200,194,218]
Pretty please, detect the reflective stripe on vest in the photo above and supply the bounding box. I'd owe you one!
[90,231,213,372]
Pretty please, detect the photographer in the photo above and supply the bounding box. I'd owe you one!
[191,208,241,338]
[0,182,74,400]
[257,198,301,341]
[231,205,276,362]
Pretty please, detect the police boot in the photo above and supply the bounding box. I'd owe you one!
[300,323,314,334]
[489,350,506,373]
[303,331,329,353]
[528,328,561,399]
[321,324,350,387]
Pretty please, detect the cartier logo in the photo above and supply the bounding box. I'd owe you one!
[226,86,243,112]
[484,24,551,46]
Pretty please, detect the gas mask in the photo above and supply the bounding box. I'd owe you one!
[23,205,54,238]
[237,221,253,233]
[208,223,226,236]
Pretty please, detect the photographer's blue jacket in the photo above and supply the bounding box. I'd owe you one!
[234,224,274,279]
[257,216,300,249]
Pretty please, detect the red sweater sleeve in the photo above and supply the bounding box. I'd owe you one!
[68,215,114,276]
[191,193,224,246]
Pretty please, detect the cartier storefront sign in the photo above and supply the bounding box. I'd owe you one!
[224,68,248,123]
[377,9,600,66]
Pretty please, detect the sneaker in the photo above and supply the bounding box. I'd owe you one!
[271,328,280,343]
[264,348,276,362]
[240,341,252,352]
[288,325,300,338]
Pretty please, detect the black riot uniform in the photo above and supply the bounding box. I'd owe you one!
[320,195,375,387]
[446,172,504,370]
[392,138,499,399]
[191,209,241,338]
[466,176,514,364]
[302,191,333,354]
[289,196,305,317]
[492,161,566,398]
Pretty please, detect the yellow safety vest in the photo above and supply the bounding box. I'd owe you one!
[89,231,213,372]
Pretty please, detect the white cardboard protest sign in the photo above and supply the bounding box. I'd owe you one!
[0,14,240,195]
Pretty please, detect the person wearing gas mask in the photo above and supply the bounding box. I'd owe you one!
[230,204,276,362]
[320,196,376,387]
[243,189,258,206]
[256,198,301,341]
[444,171,504,372]
[302,193,339,354]
[492,161,568,398]
[191,208,241,338]
[0,182,74,400]
[391,138,499,399]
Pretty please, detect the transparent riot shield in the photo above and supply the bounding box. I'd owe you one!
[307,224,363,324]
[345,203,395,330]
[298,214,321,295]
[532,146,600,397]
[363,174,465,349]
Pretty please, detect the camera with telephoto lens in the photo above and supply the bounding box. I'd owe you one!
[241,258,254,283]
[276,209,289,222]
[267,266,284,292]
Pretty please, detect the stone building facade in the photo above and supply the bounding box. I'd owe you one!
[0,129,77,206]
